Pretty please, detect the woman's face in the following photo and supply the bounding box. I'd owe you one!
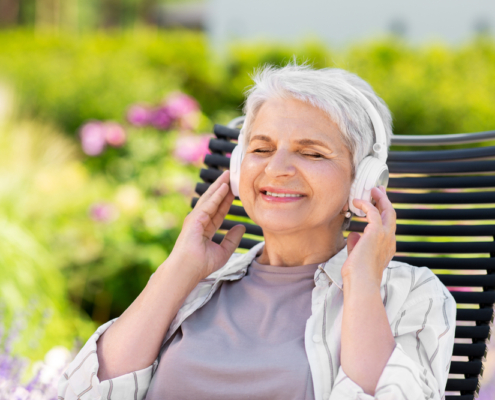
[239,96,353,236]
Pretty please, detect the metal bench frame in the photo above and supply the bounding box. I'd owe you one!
[192,117,495,400]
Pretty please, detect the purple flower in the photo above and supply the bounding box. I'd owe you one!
[104,122,126,147]
[0,306,71,399]
[127,105,151,127]
[89,202,119,223]
[174,134,212,165]
[79,121,106,156]
[165,93,199,119]
[149,106,173,130]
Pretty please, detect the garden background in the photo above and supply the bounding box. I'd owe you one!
[1,3,495,397]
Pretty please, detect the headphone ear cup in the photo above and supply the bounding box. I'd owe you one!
[349,157,389,217]
[349,156,372,218]
[229,132,244,197]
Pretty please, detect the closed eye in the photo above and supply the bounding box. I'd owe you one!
[253,149,272,153]
[303,153,324,158]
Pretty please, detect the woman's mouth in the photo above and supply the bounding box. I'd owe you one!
[260,190,305,203]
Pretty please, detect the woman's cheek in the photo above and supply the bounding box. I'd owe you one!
[238,158,257,204]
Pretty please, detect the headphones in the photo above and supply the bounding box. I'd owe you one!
[229,89,389,218]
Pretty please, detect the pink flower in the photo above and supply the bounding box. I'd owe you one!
[127,105,151,127]
[165,93,199,119]
[104,122,126,147]
[149,106,173,130]
[174,134,212,165]
[79,121,106,156]
[89,202,119,222]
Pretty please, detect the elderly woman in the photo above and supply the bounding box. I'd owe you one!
[58,64,456,400]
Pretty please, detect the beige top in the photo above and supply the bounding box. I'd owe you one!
[145,255,319,400]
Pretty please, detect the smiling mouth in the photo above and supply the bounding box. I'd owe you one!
[261,190,304,198]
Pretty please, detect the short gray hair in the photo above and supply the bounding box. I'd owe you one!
[241,63,393,180]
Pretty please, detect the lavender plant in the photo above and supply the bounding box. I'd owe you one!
[0,304,75,400]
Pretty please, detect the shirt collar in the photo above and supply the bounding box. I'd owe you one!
[317,244,348,291]
[235,241,348,291]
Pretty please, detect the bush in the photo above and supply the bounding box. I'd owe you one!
[1,30,495,144]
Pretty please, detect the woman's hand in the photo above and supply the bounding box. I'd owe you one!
[167,170,246,283]
[341,186,397,287]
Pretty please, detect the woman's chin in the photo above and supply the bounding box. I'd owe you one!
[254,212,310,235]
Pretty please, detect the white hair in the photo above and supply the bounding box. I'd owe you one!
[241,63,393,179]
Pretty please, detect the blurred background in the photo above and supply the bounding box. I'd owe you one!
[0,0,494,398]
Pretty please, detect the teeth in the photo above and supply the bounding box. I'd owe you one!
[265,191,303,198]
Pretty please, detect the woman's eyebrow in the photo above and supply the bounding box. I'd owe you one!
[249,135,330,149]
[249,134,273,143]
[296,139,330,149]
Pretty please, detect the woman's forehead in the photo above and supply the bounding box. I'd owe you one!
[249,97,343,147]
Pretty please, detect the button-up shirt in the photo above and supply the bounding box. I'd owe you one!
[58,241,456,400]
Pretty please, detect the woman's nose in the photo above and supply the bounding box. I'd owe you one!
[264,148,296,178]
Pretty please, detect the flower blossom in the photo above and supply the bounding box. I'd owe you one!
[79,121,106,156]
[79,121,127,156]
[89,202,119,223]
[127,105,151,127]
[165,93,199,119]
[104,122,126,147]
[149,106,173,130]
[174,134,212,165]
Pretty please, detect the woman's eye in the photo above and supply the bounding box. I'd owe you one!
[303,153,323,158]
[253,149,271,153]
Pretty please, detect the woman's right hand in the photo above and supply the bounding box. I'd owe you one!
[166,170,246,283]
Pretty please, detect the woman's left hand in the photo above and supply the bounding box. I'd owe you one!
[341,186,397,287]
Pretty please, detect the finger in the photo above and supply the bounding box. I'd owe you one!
[352,198,382,227]
[220,224,246,255]
[371,186,396,229]
[196,183,230,231]
[210,189,236,231]
[346,232,361,254]
[195,170,230,208]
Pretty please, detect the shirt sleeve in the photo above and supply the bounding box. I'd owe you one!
[57,318,159,400]
[330,291,456,400]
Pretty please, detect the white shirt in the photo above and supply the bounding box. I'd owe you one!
[57,241,456,400]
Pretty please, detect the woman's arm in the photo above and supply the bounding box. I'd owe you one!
[58,171,246,400]
[340,272,396,395]
[340,185,397,395]
[96,256,202,381]
[96,170,246,381]
[337,187,456,399]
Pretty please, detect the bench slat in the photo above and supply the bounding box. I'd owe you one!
[350,221,495,236]
[453,343,487,357]
[449,360,483,375]
[445,377,478,392]
[455,326,491,339]
[437,275,495,287]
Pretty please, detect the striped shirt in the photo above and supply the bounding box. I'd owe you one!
[57,241,456,400]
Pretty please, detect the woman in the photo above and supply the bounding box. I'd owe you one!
[58,64,456,400]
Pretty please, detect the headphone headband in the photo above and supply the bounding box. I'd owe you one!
[346,87,388,163]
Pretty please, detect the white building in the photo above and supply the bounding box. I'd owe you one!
[205,0,495,49]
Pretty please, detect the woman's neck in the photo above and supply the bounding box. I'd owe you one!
[255,228,347,267]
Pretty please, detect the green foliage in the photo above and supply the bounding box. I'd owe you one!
[0,29,222,134]
[1,30,495,142]
[0,90,197,360]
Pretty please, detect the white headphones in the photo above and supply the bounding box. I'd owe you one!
[229,89,389,218]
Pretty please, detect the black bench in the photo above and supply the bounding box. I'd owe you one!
[192,118,495,400]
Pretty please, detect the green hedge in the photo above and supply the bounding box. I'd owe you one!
[1,30,495,141]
